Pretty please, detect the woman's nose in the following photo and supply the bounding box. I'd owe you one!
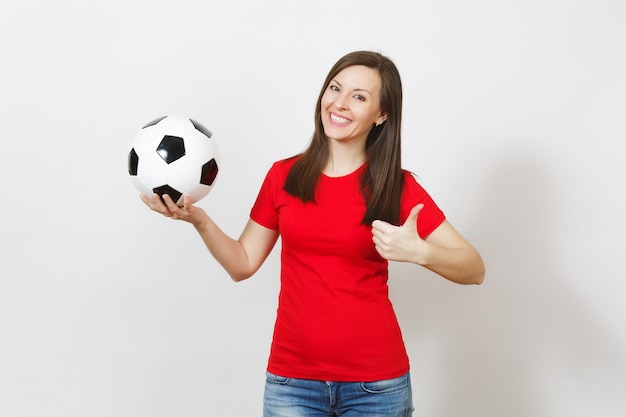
[333,93,349,110]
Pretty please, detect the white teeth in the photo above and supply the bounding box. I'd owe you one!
[330,114,350,124]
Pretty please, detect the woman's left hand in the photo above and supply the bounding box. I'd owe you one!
[371,204,429,264]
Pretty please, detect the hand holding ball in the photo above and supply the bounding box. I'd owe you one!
[128,115,220,205]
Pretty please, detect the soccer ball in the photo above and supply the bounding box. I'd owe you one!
[128,115,220,205]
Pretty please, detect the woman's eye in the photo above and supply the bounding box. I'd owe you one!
[329,85,340,92]
[354,94,366,101]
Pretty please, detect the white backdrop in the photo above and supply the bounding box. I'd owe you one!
[1,0,625,416]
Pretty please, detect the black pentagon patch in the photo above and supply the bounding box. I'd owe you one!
[153,185,182,204]
[200,158,219,186]
[191,119,212,138]
[128,148,139,175]
[157,135,185,164]
[142,116,167,129]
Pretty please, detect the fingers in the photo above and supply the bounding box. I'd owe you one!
[140,193,164,212]
[371,220,392,259]
[179,194,192,210]
[401,204,423,230]
[371,219,392,234]
[139,193,182,219]
[163,194,191,220]
[371,206,425,262]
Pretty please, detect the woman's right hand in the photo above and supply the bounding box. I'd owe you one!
[140,193,209,227]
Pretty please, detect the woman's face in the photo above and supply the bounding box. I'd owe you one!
[320,65,387,146]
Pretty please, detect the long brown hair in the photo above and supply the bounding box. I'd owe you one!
[283,51,404,225]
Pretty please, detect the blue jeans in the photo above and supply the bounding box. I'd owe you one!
[263,371,414,416]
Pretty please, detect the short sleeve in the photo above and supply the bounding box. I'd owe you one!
[250,162,281,230]
[401,171,446,239]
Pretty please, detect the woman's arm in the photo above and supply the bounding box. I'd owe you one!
[371,204,485,285]
[141,194,279,282]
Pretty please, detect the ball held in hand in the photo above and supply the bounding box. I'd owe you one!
[128,115,220,205]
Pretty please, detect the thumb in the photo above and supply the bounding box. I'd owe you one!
[402,204,424,229]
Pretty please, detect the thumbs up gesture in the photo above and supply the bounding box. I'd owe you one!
[371,204,428,263]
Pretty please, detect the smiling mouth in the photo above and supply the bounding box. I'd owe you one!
[330,113,351,125]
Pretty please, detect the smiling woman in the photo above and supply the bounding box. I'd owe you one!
[141,50,485,416]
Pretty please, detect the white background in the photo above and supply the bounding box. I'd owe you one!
[1,0,625,416]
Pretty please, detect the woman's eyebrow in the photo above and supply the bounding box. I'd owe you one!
[330,79,371,94]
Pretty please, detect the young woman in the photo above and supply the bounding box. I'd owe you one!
[142,50,485,416]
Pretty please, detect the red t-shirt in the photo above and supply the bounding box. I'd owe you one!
[250,157,445,381]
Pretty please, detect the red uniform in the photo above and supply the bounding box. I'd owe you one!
[250,157,445,381]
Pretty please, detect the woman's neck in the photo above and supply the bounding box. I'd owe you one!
[323,141,367,177]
